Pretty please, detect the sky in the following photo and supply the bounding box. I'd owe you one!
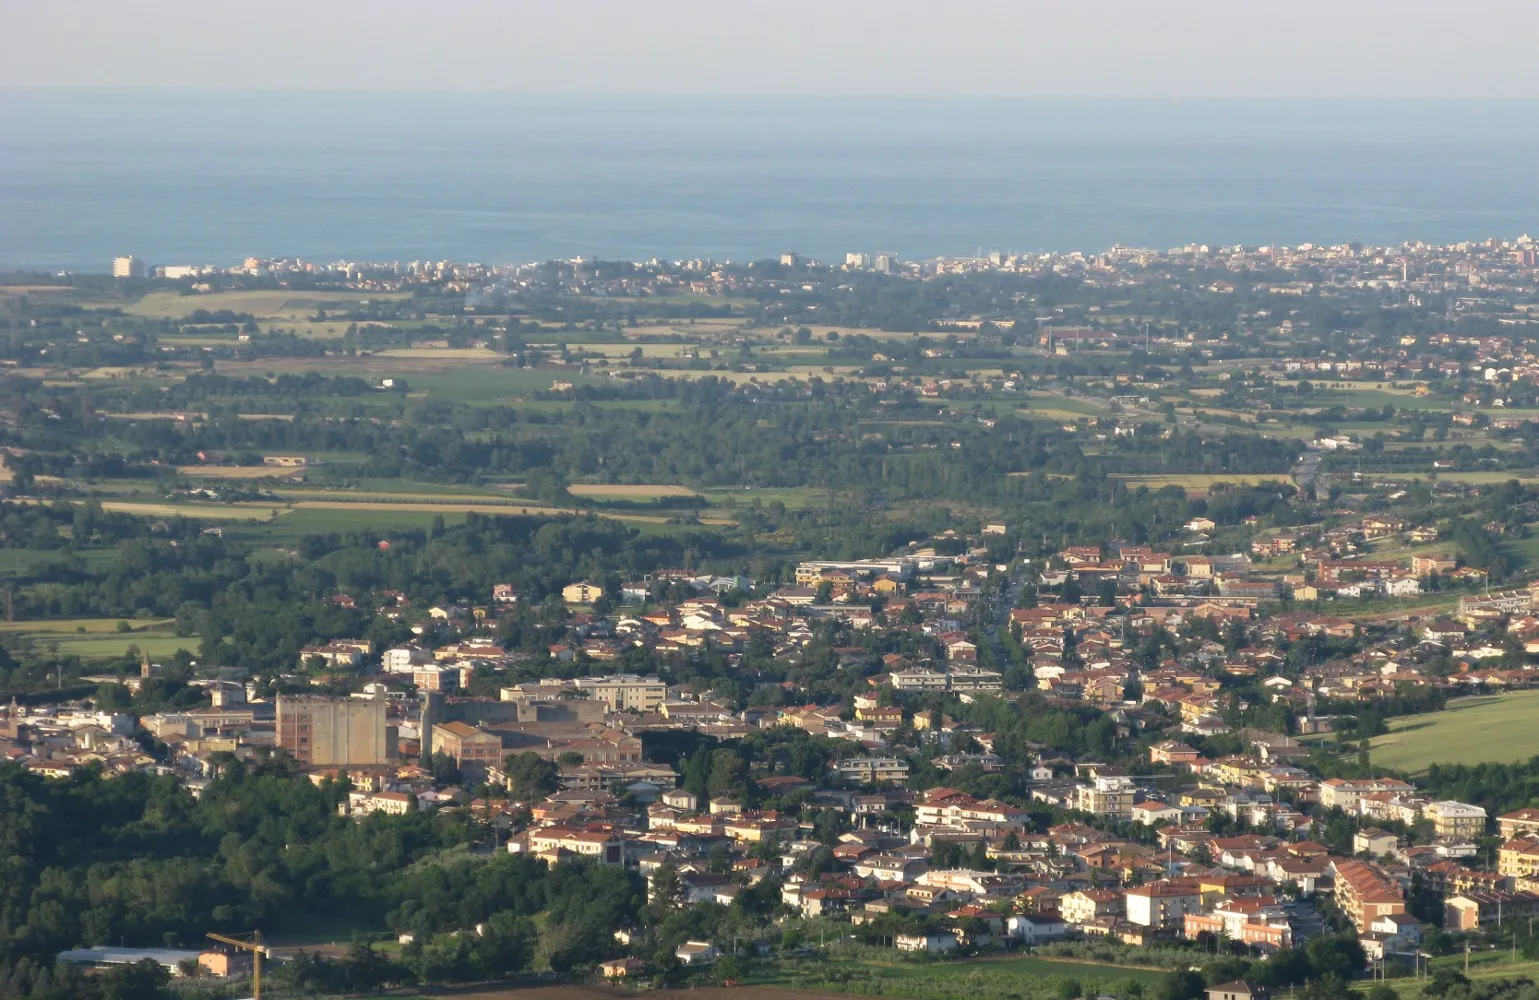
[4,0,1539,98]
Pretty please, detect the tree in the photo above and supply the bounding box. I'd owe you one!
[97,959,172,1000]
[502,751,558,799]
[1156,970,1206,1000]
[429,752,462,786]
[651,864,684,912]
[1305,934,1367,980]
[706,750,748,799]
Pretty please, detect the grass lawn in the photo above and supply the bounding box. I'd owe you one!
[1369,690,1539,773]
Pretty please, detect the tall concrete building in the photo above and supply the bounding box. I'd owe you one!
[276,695,390,765]
[111,256,144,278]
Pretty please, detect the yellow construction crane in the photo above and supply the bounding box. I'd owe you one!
[206,931,268,1000]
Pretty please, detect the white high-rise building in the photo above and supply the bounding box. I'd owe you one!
[111,256,144,278]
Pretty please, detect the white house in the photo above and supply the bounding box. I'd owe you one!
[1008,913,1067,943]
[895,933,958,953]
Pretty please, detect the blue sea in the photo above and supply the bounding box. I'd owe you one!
[3,90,1539,272]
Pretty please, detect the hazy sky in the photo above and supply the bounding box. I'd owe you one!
[4,0,1539,98]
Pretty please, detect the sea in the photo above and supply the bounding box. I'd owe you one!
[3,90,1539,272]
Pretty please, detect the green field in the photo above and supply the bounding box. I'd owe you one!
[1111,473,1294,490]
[1363,951,1539,999]
[753,952,1168,999]
[225,507,473,544]
[703,486,834,509]
[0,618,197,660]
[0,549,120,573]
[1370,691,1539,772]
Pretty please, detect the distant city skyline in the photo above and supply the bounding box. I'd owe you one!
[5,0,1539,99]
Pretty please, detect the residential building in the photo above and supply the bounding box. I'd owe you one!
[1499,809,1539,839]
[833,757,911,784]
[1074,774,1136,820]
[529,825,624,865]
[1060,889,1125,926]
[1334,860,1406,932]
[1207,983,1268,1000]
[573,674,667,712]
[111,256,145,278]
[1425,801,1488,838]
[1125,881,1202,928]
[1498,837,1539,879]
[562,581,604,604]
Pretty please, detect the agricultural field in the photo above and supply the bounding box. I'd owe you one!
[1378,471,1539,484]
[0,549,120,573]
[1366,950,1539,999]
[176,465,295,479]
[12,498,283,521]
[271,498,733,527]
[1499,532,1539,572]
[0,618,197,660]
[224,507,472,544]
[751,952,1168,1000]
[1369,690,1539,772]
[1110,473,1294,490]
[703,486,834,509]
[566,484,701,500]
[119,289,407,321]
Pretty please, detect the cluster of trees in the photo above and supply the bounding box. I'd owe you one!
[1421,756,1539,816]
[0,757,656,998]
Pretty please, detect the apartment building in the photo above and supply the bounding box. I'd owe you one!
[1498,837,1539,879]
[1333,860,1406,931]
[1182,897,1292,950]
[1500,808,1539,840]
[1425,800,1488,838]
[832,757,910,784]
[1074,775,1136,821]
[1060,889,1125,926]
[573,674,667,712]
[1126,881,1203,928]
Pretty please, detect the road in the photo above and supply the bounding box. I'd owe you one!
[974,566,1028,676]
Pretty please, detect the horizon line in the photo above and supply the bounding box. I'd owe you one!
[3,86,1538,104]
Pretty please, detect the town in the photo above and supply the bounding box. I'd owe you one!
[11,235,1539,1000]
[8,519,1539,998]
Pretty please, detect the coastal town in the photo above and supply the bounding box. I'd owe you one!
[12,232,1539,998]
